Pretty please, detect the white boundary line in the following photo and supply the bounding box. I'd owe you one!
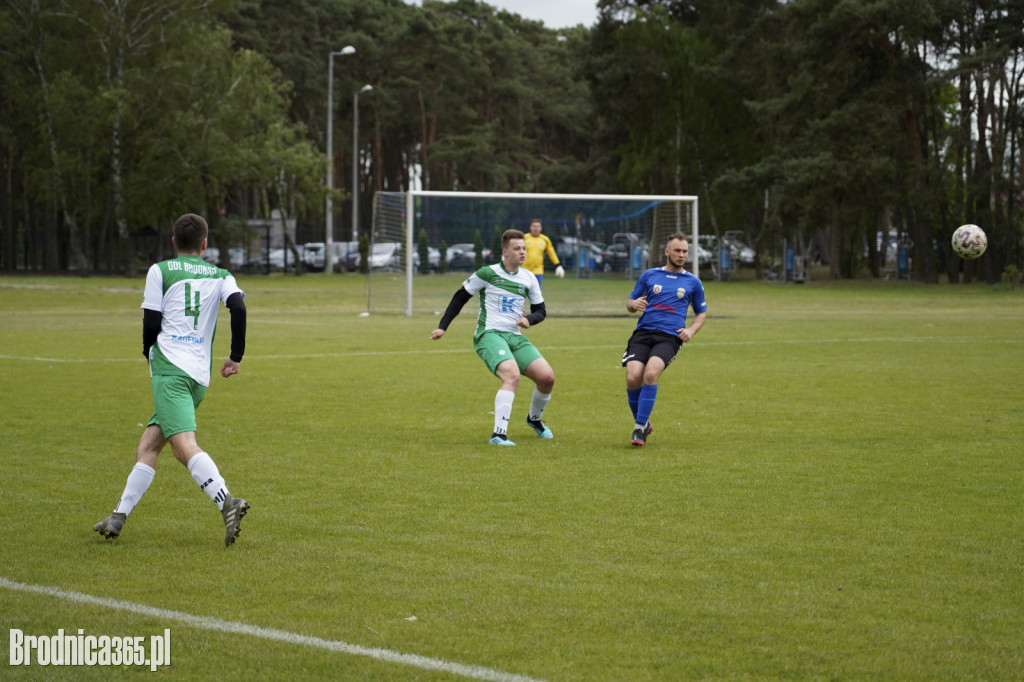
[0,576,545,682]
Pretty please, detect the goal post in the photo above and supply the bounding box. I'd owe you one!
[368,190,699,316]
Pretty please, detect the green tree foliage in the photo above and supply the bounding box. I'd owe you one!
[0,0,321,273]
[946,0,1024,283]
[592,0,1021,282]
[716,0,935,278]
[133,23,322,230]
[2,0,1021,280]
[588,1,762,248]
[226,0,596,237]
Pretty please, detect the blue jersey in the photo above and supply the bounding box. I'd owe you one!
[629,267,707,335]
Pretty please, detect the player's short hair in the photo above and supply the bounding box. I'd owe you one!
[664,232,689,264]
[502,229,525,249]
[530,218,542,226]
[173,213,208,252]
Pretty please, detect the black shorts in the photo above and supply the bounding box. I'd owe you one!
[622,328,681,368]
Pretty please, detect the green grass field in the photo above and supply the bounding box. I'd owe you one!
[1,272,1022,680]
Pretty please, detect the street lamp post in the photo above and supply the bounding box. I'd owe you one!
[352,84,373,255]
[325,46,356,274]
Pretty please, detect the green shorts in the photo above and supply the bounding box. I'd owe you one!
[474,330,544,375]
[148,373,207,438]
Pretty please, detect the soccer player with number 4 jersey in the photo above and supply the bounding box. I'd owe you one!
[622,232,707,446]
[94,213,250,546]
[431,229,556,446]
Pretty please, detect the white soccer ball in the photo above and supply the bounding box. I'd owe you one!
[951,224,987,260]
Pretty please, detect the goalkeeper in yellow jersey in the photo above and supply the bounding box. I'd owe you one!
[523,219,564,288]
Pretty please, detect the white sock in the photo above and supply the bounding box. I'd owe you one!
[528,388,551,422]
[494,389,515,436]
[113,462,156,515]
[187,452,229,510]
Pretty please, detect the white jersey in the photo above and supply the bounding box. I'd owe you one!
[462,263,543,338]
[142,255,244,386]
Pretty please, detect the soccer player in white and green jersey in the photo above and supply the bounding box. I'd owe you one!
[431,229,556,446]
[94,213,250,546]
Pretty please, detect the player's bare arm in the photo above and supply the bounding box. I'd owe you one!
[628,295,647,313]
[676,311,707,342]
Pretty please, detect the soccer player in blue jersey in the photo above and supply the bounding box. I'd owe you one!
[94,213,250,545]
[622,232,707,446]
[431,229,556,446]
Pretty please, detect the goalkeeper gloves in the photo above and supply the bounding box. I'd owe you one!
[555,265,565,278]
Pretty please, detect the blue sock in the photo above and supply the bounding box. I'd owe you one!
[627,388,641,421]
[636,384,657,427]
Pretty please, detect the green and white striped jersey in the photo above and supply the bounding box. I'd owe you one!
[142,255,244,386]
[462,263,543,339]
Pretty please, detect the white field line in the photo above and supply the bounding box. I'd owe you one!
[0,576,544,682]
[0,335,1016,364]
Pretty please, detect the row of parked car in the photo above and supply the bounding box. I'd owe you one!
[200,245,321,272]
[201,232,756,273]
[201,241,495,273]
[334,242,493,272]
[701,232,756,269]
[554,238,653,272]
[554,233,755,272]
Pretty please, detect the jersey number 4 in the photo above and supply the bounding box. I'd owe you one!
[185,283,201,329]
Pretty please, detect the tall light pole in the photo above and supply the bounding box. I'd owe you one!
[352,84,373,255]
[325,46,356,273]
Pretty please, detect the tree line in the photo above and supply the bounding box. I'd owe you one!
[1,0,1020,282]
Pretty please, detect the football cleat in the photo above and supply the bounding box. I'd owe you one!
[489,434,516,446]
[630,421,653,447]
[93,512,127,539]
[222,496,250,547]
[525,416,553,439]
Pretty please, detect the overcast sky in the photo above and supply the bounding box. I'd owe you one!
[407,0,600,29]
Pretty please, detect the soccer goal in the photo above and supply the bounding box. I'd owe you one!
[369,190,699,316]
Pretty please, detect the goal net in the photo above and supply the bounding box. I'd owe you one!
[369,190,699,316]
